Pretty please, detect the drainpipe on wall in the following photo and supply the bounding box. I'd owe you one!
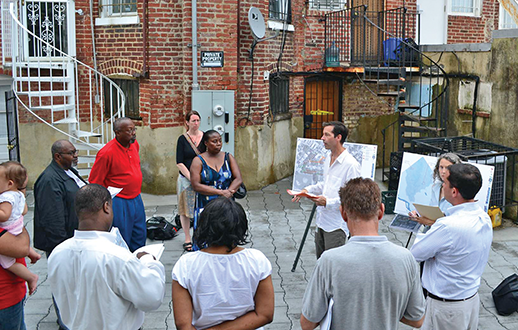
[89,0,100,103]
[446,73,480,138]
[192,0,199,90]
[133,0,149,78]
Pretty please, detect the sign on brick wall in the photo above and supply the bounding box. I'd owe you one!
[201,51,224,67]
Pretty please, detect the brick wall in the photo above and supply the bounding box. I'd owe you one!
[342,81,395,129]
[447,0,499,43]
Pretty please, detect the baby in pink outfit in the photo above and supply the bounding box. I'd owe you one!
[0,161,40,294]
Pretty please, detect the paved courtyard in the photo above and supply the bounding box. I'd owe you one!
[22,176,518,330]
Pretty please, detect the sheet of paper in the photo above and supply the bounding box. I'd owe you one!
[413,203,445,221]
[110,227,129,250]
[286,189,317,199]
[107,186,123,198]
[320,298,334,330]
[133,244,165,261]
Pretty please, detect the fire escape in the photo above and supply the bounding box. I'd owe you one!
[1,0,125,176]
[323,5,449,185]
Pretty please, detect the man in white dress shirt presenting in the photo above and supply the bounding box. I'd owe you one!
[410,163,493,330]
[48,184,165,330]
[293,122,361,259]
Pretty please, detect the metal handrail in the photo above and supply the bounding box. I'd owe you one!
[8,3,125,148]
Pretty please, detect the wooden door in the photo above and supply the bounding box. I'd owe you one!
[304,78,341,139]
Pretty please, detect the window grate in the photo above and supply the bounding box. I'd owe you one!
[100,0,137,17]
[104,78,140,120]
[309,0,347,11]
[269,0,292,23]
[270,76,290,115]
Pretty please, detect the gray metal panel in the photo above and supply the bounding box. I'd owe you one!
[191,90,235,155]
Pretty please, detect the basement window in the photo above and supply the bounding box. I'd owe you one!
[269,76,290,116]
[104,78,141,120]
[96,0,139,26]
[449,0,481,17]
[309,0,347,11]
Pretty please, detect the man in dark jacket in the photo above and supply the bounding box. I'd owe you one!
[34,140,86,255]
[34,139,87,329]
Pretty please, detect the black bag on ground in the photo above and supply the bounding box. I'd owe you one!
[174,214,194,228]
[492,273,518,315]
[146,216,178,240]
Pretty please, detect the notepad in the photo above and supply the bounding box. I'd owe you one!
[413,203,445,221]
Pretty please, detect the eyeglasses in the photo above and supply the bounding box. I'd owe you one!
[60,149,78,156]
[124,127,137,134]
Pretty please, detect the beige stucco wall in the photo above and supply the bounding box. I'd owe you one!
[422,35,518,218]
[19,117,303,194]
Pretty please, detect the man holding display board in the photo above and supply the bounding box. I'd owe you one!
[292,122,361,259]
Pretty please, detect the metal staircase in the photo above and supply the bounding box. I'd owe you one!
[2,0,125,176]
[323,6,449,185]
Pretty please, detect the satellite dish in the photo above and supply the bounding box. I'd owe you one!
[248,7,265,39]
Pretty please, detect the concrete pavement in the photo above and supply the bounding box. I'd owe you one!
[21,176,518,329]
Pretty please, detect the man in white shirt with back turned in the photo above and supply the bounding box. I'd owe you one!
[293,121,361,259]
[48,184,165,330]
[410,163,493,330]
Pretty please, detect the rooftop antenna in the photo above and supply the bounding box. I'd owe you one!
[248,7,279,59]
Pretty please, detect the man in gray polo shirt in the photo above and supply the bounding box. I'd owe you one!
[300,178,425,330]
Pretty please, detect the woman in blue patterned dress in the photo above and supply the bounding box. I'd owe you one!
[190,130,243,231]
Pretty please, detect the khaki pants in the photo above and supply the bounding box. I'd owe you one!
[422,293,479,330]
[314,227,346,259]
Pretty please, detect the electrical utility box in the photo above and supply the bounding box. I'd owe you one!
[192,90,235,155]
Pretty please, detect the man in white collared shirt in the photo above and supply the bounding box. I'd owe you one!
[293,122,361,258]
[48,184,166,330]
[410,163,493,330]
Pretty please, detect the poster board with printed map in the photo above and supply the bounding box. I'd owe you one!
[292,138,377,191]
[394,152,495,215]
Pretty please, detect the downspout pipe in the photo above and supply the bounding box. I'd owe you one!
[192,0,199,90]
[89,0,99,103]
[133,0,148,78]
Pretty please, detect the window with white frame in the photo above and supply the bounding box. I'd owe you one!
[269,0,292,23]
[449,0,481,16]
[499,4,518,29]
[101,0,137,17]
[309,0,347,11]
[96,0,139,25]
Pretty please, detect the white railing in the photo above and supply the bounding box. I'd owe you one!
[1,0,16,66]
[8,1,125,149]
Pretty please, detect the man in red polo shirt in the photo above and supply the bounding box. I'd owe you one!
[89,117,146,252]
[0,228,30,329]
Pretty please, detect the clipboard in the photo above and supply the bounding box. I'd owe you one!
[413,203,444,221]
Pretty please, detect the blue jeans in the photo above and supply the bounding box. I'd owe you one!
[0,297,26,330]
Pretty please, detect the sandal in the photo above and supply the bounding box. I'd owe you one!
[183,242,193,252]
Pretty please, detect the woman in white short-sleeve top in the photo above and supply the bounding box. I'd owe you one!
[172,197,274,330]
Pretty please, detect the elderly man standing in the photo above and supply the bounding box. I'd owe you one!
[89,117,146,251]
[48,184,165,330]
[34,139,86,256]
[301,178,425,330]
[410,163,493,330]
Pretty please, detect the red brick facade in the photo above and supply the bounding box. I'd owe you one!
[0,0,505,132]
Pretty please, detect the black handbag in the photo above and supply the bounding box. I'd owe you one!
[234,183,247,199]
[492,273,518,315]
